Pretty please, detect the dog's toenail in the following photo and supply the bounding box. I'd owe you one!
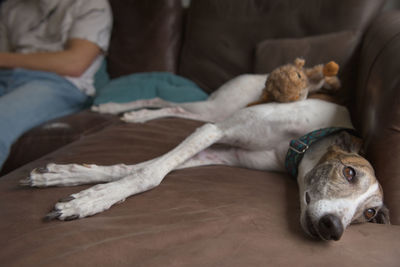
[64,215,79,221]
[44,210,62,221]
[59,196,75,203]
[19,178,32,186]
[36,167,48,173]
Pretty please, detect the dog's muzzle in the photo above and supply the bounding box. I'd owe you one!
[306,213,344,241]
[318,214,344,241]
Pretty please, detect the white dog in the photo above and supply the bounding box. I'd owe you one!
[21,73,389,241]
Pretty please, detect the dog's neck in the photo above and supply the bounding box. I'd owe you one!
[286,127,358,178]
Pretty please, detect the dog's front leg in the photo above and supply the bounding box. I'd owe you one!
[20,161,158,187]
[45,123,224,220]
[45,169,161,221]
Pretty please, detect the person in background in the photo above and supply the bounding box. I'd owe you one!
[0,0,112,171]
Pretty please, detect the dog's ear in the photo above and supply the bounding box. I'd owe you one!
[370,204,390,224]
[335,131,363,154]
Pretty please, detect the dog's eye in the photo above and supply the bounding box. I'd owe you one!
[343,166,356,181]
[364,208,376,220]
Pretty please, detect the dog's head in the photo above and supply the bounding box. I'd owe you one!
[299,132,390,241]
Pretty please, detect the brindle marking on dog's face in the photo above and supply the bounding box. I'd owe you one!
[300,145,386,240]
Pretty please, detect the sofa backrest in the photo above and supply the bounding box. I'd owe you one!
[179,0,386,94]
[107,0,184,78]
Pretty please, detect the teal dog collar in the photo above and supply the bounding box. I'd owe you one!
[285,127,359,178]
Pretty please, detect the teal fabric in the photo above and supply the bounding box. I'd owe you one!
[93,71,208,105]
[93,59,110,91]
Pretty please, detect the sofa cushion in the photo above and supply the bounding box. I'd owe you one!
[107,0,184,78]
[179,0,385,93]
[254,31,362,105]
[1,118,400,266]
[93,72,208,105]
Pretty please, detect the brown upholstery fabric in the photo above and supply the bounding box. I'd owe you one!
[179,0,385,93]
[254,31,362,105]
[107,0,184,78]
[354,11,400,133]
[0,111,117,177]
[254,31,361,75]
[354,11,400,224]
[1,118,400,266]
[2,1,400,266]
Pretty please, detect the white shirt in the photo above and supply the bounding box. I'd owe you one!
[0,0,113,95]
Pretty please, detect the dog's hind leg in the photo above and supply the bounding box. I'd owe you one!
[121,106,213,123]
[175,147,241,169]
[91,97,178,115]
[121,97,242,123]
[176,147,282,172]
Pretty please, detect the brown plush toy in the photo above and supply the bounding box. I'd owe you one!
[248,58,340,106]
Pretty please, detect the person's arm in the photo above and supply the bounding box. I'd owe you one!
[0,38,101,77]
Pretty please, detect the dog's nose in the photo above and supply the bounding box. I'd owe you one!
[318,214,344,241]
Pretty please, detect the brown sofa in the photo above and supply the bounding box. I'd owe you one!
[1,0,400,266]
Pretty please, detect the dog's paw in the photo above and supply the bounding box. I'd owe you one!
[91,103,126,114]
[43,166,163,221]
[121,109,158,123]
[20,163,93,187]
[44,182,128,221]
[20,163,130,187]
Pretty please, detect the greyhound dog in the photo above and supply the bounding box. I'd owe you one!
[21,74,389,241]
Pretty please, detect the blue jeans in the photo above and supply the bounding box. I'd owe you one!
[0,68,90,170]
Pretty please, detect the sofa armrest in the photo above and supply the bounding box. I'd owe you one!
[0,111,118,176]
[355,11,400,224]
